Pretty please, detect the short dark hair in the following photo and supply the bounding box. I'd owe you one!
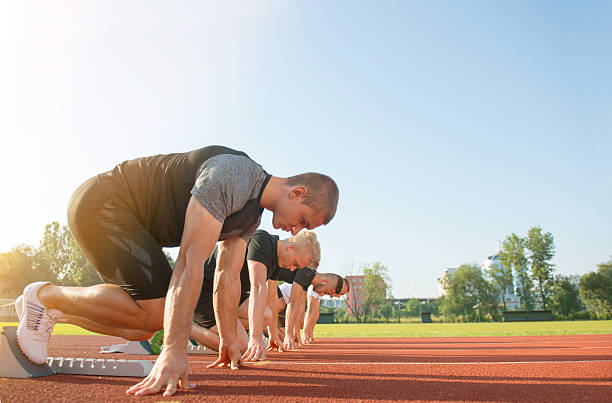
[343,278,350,294]
[286,172,339,225]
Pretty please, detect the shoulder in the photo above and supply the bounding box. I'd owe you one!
[198,154,265,179]
[249,230,274,246]
[247,230,275,253]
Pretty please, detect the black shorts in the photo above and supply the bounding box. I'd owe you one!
[193,281,250,329]
[67,175,172,300]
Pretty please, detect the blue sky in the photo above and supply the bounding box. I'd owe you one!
[1,1,610,297]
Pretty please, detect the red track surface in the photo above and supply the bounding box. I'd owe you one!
[1,334,611,402]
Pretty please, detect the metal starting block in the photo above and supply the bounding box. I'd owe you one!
[100,340,153,355]
[48,357,153,377]
[101,339,217,355]
[0,326,153,379]
[186,341,217,355]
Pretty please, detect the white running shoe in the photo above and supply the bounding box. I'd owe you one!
[16,282,56,365]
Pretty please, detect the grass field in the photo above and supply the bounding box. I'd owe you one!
[312,321,612,337]
[2,320,611,337]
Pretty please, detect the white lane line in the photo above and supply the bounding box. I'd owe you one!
[316,341,612,347]
[190,359,612,366]
[297,347,612,352]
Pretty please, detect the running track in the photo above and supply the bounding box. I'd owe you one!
[1,334,611,402]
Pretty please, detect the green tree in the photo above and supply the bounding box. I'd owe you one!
[0,245,54,298]
[526,226,555,309]
[405,298,421,317]
[38,222,73,285]
[485,256,513,311]
[499,233,535,310]
[422,298,441,316]
[549,274,582,318]
[440,264,499,322]
[579,259,612,319]
[361,262,391,322]
[38,221,101,287]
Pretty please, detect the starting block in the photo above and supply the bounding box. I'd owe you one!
[0,326,153,379]
[100,340,153,355]
[101,339,217,355]
[186,342,217,355]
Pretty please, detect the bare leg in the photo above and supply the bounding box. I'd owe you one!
[38,283,164,336]
[56,313,155,340]
[190,324,220,351]
[190,318,248,353]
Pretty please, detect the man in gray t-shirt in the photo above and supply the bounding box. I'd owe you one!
[16,145,339,398]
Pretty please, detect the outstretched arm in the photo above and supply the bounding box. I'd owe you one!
[302,294,320,344]
[265,280,284,352]
[283,284,306,350]
[242,260,268,361]
[128,196,222,397]
[207,236,247,370]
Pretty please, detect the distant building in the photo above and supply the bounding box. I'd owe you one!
[345,275,386,316]
[393,297,438,311]
[320,298,345,308]
[480,251,521,311]
[437,268,457,297]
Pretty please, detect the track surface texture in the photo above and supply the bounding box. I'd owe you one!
[1,334,611,402]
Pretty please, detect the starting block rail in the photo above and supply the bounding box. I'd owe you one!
[100,340,153,355]
[100,339,217,355]
[48,357,153,377]
[0,326,153,379]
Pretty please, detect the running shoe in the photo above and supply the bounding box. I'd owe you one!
[16,282,56,364]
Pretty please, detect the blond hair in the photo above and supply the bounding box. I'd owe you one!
[289,230,321,269]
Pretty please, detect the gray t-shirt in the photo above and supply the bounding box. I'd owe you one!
[191,154,268,241]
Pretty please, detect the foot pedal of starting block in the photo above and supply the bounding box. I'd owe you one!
[47,357,154,377]
[100,340,153,355]
[187,340,217,355]
[0,326,56,378]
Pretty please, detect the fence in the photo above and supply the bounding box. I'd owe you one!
[0,299,17,321]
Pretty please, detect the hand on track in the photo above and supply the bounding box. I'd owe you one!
[242,335,267,362]
[267,334,284,352]
[207,340,242,369]
[282,334,297,351]
[126,348,195,397]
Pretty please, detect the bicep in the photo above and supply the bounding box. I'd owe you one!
[180,196,223,269]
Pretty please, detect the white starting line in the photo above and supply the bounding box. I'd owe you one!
[276,347,612,353]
